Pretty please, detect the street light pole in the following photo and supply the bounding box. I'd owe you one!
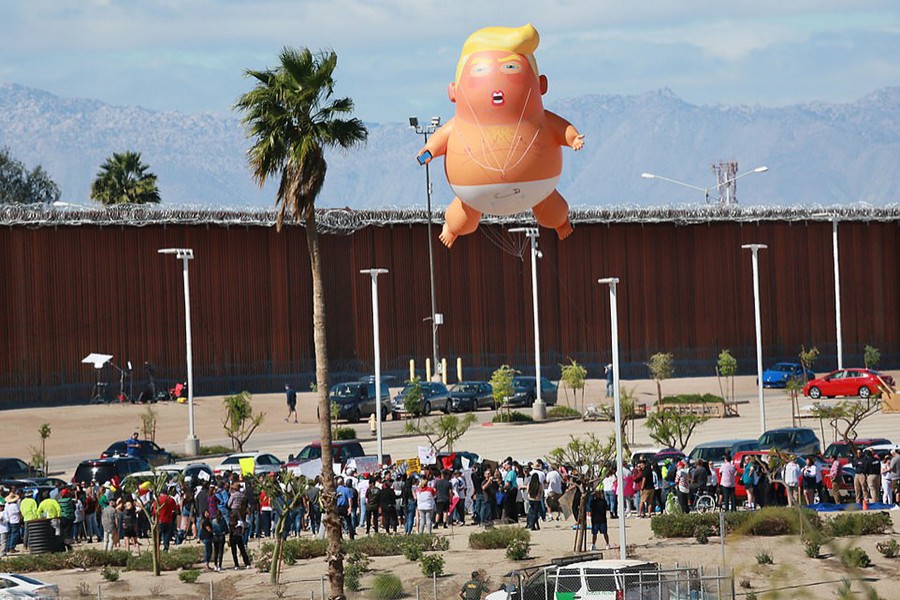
[832,218,843,370]
[641,166,768,203]
[511,227,545,420]
[158,248,199,456]
[411,116,442,381]
[360,268,388,465]
[598,277,626,559]
[742,244,768,434]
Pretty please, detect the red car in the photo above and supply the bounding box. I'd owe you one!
[803,369,895,400]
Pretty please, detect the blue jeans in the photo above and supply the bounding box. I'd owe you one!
[404,503,416,534]
[308,507,321,536]
[159,522,174,551]
[472,496,483,525]
[6,522,21,551]
[202,538,212,564]
[605,492,617,516]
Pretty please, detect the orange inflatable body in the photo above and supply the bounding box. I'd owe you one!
[417,24,584,247]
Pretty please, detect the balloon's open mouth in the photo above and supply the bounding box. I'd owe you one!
[491,91,505,106]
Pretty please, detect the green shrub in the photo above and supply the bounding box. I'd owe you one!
[370,574,404,600]
[345,564,363,592]
[841,547,871,568]
[348,533,445,556]
[658,393,725,405]
[694,525,710,545]
[755,550,773,565]
[470,526,531,549]
[402,543,423,561]
[492,411,533,423]
[101,566,120,582]
[179,569,200,584]
[419,553,445,577]
[547,406,581,419]
[651,508,822,539]
[505,538,530,560]
[826,511,892,537]
[876,539,900,558]
[650,512,727,537]
[804,538,821,559]
[198,444,233,456]
[0,549,133,573]
[335,426,357,440]
[258,538,329,565]
[125,547,200,571]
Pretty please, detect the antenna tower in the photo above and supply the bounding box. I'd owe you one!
[712,161,739,205]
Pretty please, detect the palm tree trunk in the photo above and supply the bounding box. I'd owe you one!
[305,210,344,599]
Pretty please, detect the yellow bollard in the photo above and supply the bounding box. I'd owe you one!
[457,357,463,382]
[441,358,448,384]
[409,359,415,383]
[426,359,432,382]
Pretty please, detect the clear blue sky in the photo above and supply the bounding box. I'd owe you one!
[2,1,899,122]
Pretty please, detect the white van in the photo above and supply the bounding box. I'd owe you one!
[487,559,668,600]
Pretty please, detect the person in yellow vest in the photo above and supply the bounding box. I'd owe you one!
[37,493,61,519]
[19,496,38,522]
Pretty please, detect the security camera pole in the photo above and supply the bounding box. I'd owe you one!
[510,227,546,421]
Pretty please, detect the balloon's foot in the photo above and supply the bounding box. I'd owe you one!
[556,220,574,240]
[439,225,458,248]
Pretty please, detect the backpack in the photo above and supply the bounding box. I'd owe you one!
[665,465,677,483]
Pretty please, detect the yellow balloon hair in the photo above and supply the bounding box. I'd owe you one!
[455,23,540,84]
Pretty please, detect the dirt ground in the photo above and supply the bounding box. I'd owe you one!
[3,370,900,599]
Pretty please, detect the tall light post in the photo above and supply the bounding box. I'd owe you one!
[158,248,199,456]
[641,166,768,203]
[410,116,442,380]
[510,227,546,420]
[742,244,768,435]
[598,277,626,559]
[814,213,843,369]
[360,268,388,465]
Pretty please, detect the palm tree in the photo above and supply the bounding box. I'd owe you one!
[234,47,367,597]
[90,151,160,205]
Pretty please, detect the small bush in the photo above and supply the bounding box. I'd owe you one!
[658,393,725,405]
[841,547,871,568]
[345,564,363,592]
[258,538,328,565]
[335,426,357,440]
[402,543,423,561]
[469,526,531,549]
[739,578,752,589]
[755,550,773,565]
[505,539,530,560]
[492,411,533,423]
[348,532,445,556]
[694,525,710,545]
[419,553,445,577]
[804,538,821,559]
[547,406,581,419]
[370,574,404,600]
[876,539,900,558]
[125,546,200,571]
[101,566,120,582]
[198,444,233,456]
[179,569,200,584]
[827,511,892,537]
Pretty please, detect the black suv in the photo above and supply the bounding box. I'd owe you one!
[101,439,174,466]
[72,457,152,486]
[0,457,43,480]
[391,382,452,417]
[326,380,391,423]
[758,427,821,456]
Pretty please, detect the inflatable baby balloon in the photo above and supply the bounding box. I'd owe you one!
[416,23,584,247]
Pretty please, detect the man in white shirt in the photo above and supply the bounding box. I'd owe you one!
[545,467,563,519]
[783,460,801,506]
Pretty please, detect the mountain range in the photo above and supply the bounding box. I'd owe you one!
[1,82,899,209]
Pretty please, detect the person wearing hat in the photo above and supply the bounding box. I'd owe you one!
[3,490,22,554]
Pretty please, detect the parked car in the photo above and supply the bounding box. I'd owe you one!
[822,438,892,465]
[506,376,558,408]
[26,477,67,490]
[100,439,174,466]
[285,441,366,468]
[128,463,214,489]
[215,452,282,476]
[0,573,59,599]
[864,443,900,461]
[448,381,495,412]
[630,447,686,467]
[761,362,815,388]
[689,439,760,468]
[757,427,821,456]
[485,559,665,600]
[72,457,151,487]
[326,380,391,423]
[0,458,43,480]
[803,368,895,399]
[391,382,451,417]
